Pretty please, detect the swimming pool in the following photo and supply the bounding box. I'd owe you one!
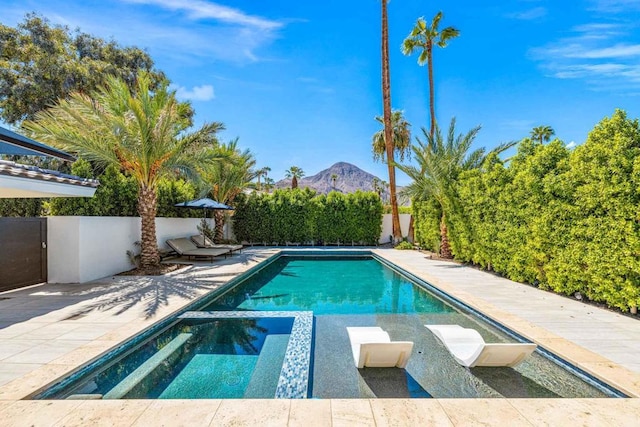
[35,252,624,400]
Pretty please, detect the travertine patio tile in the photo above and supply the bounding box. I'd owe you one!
[132,399,221,426]
[0,363,44,386]
[509,398,638,427]
[439,398,533,426]
[370,398,453,426]
[56,323,124,340]
[211,399,290,426]
[54,399,151,427]
[3,340,88,364]
[579,362,640,397]
[0,322,52,338]
[0,363,75,400]
[11,322,83,340]
[50,339,122,365]
[331,399,375,427]
[0,400,83,427]
[289,399,332,427]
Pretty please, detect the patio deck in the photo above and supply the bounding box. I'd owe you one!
[0,248,639,426]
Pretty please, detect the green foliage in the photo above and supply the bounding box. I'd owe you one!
[0,198,43,217]
[233,190,383,245]
[47,162,198,217]
[394,241,414,250]
[412,110,640,312]
[0,13,168,125]
[383,205,411,214]
[412,198,441,252]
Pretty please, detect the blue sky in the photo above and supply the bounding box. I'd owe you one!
[4,0,640,184]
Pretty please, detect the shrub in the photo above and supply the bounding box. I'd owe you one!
[233,189,383,245]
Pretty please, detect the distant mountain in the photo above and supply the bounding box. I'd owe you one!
[275,162,408,204]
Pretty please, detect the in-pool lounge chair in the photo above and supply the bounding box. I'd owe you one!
[425,325,537,368]
[346,327,414,369]
[190,235,243,254]
[166,238,230,261]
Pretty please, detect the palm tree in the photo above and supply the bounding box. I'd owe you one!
[331,173,338,191]
[23,73,224,268]
[372,110,412,162]
[202,139,257,242]
[402,12,459,139]
[530,125,555,145]
[285,166,305,189]
[263,177,275,193]
[256,166,271,191]
[397,118,516,258]
[381,0,402,244]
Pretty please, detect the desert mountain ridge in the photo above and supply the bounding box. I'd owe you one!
[274,162,408,204]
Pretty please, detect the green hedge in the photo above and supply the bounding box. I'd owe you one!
[233,189,383,245]
[412,110,640,311]
[46,160,201,217]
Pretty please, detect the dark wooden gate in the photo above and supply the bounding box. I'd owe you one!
[0,217,47,292]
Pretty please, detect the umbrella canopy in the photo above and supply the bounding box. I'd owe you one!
[0,126,76,161]
[174,197,234,210]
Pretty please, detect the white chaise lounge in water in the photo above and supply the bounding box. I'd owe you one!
[346,327,414,369]
[425,325,537,368]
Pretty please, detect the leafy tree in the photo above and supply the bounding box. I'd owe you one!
[0,13,167,125]
[202,139,257,242]
[398,119,516,258]
[285,166,305,189]
[23,73,224,268]
[530,125,555,145]
[402,12,459,139]
[380,0,402,244]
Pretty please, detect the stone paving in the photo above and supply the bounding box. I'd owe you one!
[0,247,638,426]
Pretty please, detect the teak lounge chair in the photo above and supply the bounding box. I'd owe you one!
[425,324,537,368]
[166,238,230,261]
[346,327,414,369]
[189,235,243,254]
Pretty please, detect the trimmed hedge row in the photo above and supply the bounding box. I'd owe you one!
[413,110,640,311]
[0,159,202,218]
[232,189,383,245]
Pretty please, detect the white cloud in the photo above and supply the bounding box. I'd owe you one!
[588,0,640,13]
[122,0,282,30]
[506,7,547,20]
[566,141,577,149]
[173,84,215,101]
[529,20,640,91]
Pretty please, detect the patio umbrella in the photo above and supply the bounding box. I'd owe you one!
[174,198,234,240]
[174,198,234,211]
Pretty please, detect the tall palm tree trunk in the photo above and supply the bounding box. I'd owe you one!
[382,0,402,244]
[138,186,160,267]
[213,210,225,243]
[427,43,436,139]
[439,212,452,259]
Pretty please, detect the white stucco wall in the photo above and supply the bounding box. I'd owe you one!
[380,214,412,244]
[47,214,407,283]
[47,216,204,283]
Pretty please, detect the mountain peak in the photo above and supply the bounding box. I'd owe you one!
[276,162,381,195]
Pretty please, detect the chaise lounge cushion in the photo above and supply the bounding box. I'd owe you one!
[425,324,537,368]
[166,238,230,259]
[190,235,243,253]
[346,326,414,369]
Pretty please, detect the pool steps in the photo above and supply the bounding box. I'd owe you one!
[103,333,193,399]
[245,334,291,398]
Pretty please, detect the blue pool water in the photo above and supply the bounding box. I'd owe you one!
[203,256,454,314]
[36,253,620,400]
